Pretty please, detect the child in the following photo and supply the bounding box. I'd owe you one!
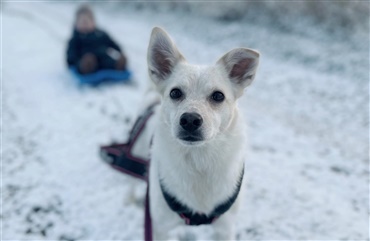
[66,5,127,74]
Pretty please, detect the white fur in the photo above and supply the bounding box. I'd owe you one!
[145,27,260,240]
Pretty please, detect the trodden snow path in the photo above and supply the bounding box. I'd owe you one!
[2,2,368,240]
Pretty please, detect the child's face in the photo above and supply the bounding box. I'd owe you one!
[76,13,95,33]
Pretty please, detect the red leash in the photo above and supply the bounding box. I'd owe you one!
[144,182,153,241]
[100,106,156,241]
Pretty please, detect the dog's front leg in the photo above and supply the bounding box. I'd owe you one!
[150,164,181,240]
[212,212,236,240]
[152,222,170,241]
[151,203,183,240]
[152,212,181,240]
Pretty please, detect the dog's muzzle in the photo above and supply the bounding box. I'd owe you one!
[178,112,203,142]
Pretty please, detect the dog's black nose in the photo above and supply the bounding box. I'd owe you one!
[180,112,203,132]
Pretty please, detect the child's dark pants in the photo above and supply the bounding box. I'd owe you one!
[78,52,127,74]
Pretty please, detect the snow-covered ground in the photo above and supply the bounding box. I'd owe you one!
[2,2,369,240]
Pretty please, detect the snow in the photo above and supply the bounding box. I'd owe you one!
[2,2,369,240]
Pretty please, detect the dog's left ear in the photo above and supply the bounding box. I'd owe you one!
[217,48,260,97]
[147,27,185,86]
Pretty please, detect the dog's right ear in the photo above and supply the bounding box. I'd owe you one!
[217,48,260,98]
[147,27,185,85]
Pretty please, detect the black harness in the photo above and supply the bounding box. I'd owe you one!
[160,166,244,226]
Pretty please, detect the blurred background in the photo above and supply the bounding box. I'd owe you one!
[2,1,369,240]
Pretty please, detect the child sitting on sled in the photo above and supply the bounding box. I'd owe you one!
[66,5,127,74]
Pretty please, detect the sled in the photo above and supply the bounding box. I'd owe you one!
[70,67,132,85]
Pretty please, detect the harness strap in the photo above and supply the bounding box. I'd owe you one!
[160,166,244,226]
[101,104,156,241]
[100,104,157,180]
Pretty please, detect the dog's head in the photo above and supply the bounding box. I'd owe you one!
[147,27,260,146]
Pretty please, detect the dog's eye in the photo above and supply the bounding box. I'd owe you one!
[211,91,225,102]
[170,88,183,100]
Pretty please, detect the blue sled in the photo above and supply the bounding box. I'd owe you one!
[70,67,132,85]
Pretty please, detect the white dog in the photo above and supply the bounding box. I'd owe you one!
[144,27,260,240]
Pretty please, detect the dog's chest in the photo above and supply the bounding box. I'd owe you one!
[159,145,244,214]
